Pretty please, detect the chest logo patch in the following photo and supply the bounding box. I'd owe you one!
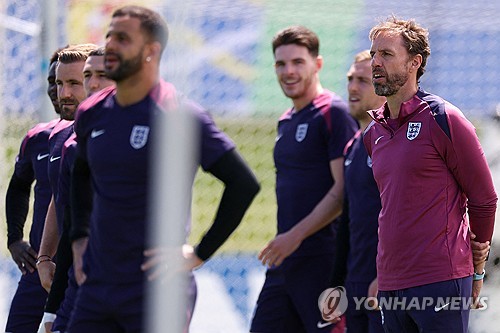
[295,123,308,142]
[407,122,421,141]
[130,125,150,149]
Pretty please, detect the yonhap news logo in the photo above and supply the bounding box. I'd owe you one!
[318,286,489,317]
[318,286,348,321]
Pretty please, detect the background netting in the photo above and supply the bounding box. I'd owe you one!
[1,0,500,332]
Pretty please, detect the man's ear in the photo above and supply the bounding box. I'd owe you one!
[145,41,162,62]
[411,54,422,70]
[316,55,324,71]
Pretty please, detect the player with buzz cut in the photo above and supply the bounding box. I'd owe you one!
[67,5,260,332]
[4,47,66,333]
[37,46,115,333]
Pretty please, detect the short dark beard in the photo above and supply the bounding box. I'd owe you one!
[374,72,408,97]
[106,50,144,82]
[60,106,76,120]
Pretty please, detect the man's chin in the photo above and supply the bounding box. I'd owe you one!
[61,107,76,120]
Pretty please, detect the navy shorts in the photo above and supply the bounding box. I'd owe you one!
[5,270,48,333]
[378,276,472,333]
[344,281,384,333]
[67,274,196,333]
[250,254,338,333]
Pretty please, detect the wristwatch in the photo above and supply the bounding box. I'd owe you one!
[473,269,486,281]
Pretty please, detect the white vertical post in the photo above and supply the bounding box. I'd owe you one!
[146,107,197,333]
[146,1,199,331]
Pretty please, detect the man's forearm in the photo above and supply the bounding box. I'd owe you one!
[39,197,59,258]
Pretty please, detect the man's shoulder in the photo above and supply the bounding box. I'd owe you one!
[78,86,116,115]
[416,89,468,140]
[49,119,73,140]
[25,118,59,140]
[315,89,348,112]
[150,80,178,107]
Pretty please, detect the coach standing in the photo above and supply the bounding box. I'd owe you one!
[363,16,497,332]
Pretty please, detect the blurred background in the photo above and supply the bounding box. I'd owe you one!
[1,0,499,332]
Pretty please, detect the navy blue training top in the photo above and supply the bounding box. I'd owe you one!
[273,90,357,257]
[48,120,74,233]
[344,132,380,283]
[9,119,59,251]
[74,80,235,283]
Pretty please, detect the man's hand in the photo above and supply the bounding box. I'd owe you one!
[8,240,37,275]
[471,279,485,309]
[72,237,89,286]
[37,260,56,292]
[141,244,203,281]
[470,232,490,265]
[470,231,487,310]
[367,277,379,309]
[258,231,302,268]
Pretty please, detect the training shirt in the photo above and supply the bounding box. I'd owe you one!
[58,133,77,213]
[363,88,497,291]
[274,89,357,257]
[73,80,235,283]
[7,119,59,251]
[44,133,78,313]
[48,120,74,232]
[343,132,381,284]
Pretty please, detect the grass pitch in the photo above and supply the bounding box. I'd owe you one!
[189,116,278,254]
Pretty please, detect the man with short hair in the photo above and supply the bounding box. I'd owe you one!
[68,6,259,332]
[331,49,386,333]
[37,43,97,293]
[38,46,114,333]
[83,47,113,96]
[364,16,497,332]
[250,25,357,333]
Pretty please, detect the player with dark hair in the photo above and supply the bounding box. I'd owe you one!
[250,25,357,333]
[4,48,65,333]
[67,6,259,332]
[82,47,111,97]
[364,16,497,332]
[47,47,67,116]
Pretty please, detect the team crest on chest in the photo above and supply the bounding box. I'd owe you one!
[295,123,308,142]
[407,122,421,141]
[130,125,150,149]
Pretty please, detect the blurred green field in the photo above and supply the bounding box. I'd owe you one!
[0,115,40,257]
[0,115,279,256]
[188,116,278,254]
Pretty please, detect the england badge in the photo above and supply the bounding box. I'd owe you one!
[295,123,308,142]
[407,122,421,141]
[130,125,150,149]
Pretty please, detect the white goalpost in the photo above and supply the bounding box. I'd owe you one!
[146,2,198,332]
